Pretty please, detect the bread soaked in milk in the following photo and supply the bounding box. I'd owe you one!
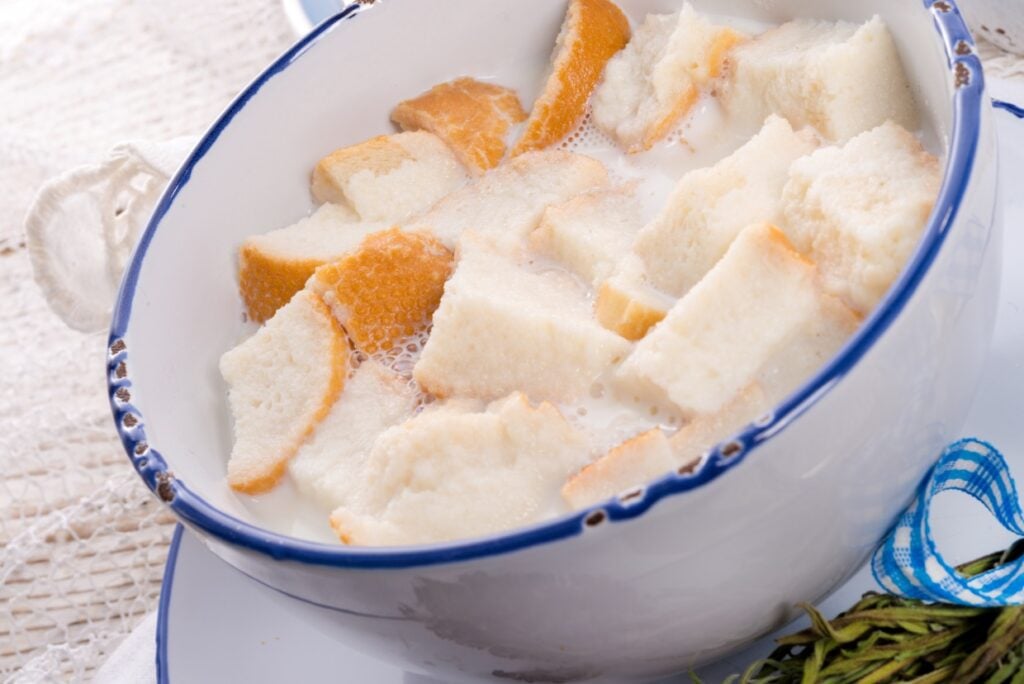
[221,1,941,546]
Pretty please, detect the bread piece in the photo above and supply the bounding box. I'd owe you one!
[591,4,745,152]
[238,205,387,324]
[288,361,418,511]
[781,122,940,315]
[595,256,672,341]
[309,228,454,354]
[633,116,819,297]
[414,234,631,403]
[512,0,631,155]
[668,384,768,469]
[562,429,675,509]
[311,132,467,221]
[724,16,917,142]
[391,77,527,173]
[616,223,859,416]
[409,150,609,249]
[530,187,642,287]
[329,393,590,546]
[562,385,769,509]
[220,290,349,494]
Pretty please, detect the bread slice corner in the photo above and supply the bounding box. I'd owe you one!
[391,77,527,174]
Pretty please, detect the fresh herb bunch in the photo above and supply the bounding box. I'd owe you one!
[702,545,1024,684]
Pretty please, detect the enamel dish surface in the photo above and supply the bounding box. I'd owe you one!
[111,1,1004,680]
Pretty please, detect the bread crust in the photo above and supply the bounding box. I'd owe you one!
[310,228,454,354]
[223,291,350,494]
[512,0,631,155]
[392,77,527,173]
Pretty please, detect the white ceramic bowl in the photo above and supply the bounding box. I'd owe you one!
[961,0,1024,55]
[109,1,1001,681]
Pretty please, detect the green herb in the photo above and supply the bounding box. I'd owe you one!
[694,545,1024,684]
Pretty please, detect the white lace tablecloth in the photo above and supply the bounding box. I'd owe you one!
[0,3,1021,682]
[0,2,291,681]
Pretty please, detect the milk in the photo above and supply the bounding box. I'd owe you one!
[239,10,780,543]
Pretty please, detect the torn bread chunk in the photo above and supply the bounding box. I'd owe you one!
[311,131,467,222]
[781,122,941,316]
[633,115,819,297]
[288,361,418,512]
[391,77,527,173]
[562,385,769,510]
[595,256,673,341]
[414,234,631,403]
[238,205,387,324]
[309,228,454,354]
[530,187,643,287]
[724,16,917,142]
[220,290,350,494]
[616,223,859,416]
[668,384,768,470]
[591,3,745,152]
[329,393,591,546]
[409,150,609,249]
[512,0,631,155]
[562,429,675,509]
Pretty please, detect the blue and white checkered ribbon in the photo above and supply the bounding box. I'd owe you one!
[872,439,1024,607]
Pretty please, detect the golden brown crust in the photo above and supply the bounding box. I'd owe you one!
[238,243,325,325]
[311,135,413,206]
[595,280,668,341]
[311,228,454,354]
[391,77,527,173]
[512,0,631,155]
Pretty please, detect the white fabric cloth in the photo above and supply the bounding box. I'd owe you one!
[25,138,195,332]
[91,613,158,684]
[1,0,1022,680]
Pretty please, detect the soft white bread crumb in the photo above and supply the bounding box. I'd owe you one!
[414,233,632,402]
[595,255,673,341]
[562,385,770,510]
[616,223,859,416]
[781,122,941,315]
[238,205,388,324]
[591,4,745,152]
[633,116,819,297]
[244,206,385,263]
[409,151,609,249]
[329,393,590,546]
[311,132,467,222]
[530,187,643,287]
[288,361,418,511]
[724,16,918,142]
[668,384,768,469]
[220,290,349,494]
[562,429,675,509]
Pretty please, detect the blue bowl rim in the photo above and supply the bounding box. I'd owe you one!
[108,0,988,569]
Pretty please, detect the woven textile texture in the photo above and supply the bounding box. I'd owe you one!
[0,2,291,680]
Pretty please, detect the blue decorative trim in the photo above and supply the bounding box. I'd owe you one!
[872,439,1024,606]
[109,1,990,569]
[156,525,184,684]
[994,99,1024,119]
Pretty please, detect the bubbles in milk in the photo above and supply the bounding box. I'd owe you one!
[556,96,752,223]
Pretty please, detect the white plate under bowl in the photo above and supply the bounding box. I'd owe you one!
[157,99,1024,683]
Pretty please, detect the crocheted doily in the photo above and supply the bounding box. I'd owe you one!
[0,1,291,681]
